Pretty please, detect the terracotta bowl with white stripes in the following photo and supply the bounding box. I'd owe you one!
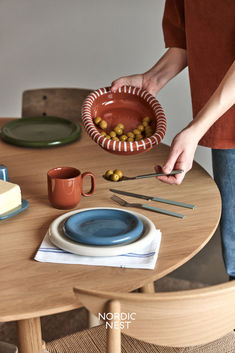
[81,86,166,155]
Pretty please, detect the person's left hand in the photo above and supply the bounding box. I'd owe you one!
[155,126,200,185]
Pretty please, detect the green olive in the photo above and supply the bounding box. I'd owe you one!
[109,131,116,138]
[112,136,119,141]
[94,116,102,125]
[137,124,144,132]
[145,127,153,135]
[99,120,108,130]
[114,127,123,135]
[127,131,135,138]
[143,116,151,123]
[127,137,134,142]
[116,123,125,130]
[104,170,114,179]
[119,135,128,141]
[133,128,141,135]
[113,169,123,179]
[142,121,149,127]
[135,134,143,141]
[111,173,120,182]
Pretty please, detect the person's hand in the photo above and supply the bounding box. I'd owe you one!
[155,126,200,185]
[111,49,188,96]
[111,73,162,96]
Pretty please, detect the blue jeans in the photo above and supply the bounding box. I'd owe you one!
[212,148,235,278]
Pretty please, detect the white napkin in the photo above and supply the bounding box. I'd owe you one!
[34,230,161,270]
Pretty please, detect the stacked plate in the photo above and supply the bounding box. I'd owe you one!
[48,207,156,256]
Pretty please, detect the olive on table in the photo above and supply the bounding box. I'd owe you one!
[110,173,120,182]
[113,169,123,179]
[104,170,114,179]
[104,168,123,182]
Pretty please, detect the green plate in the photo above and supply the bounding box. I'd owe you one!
[1,116,81,148]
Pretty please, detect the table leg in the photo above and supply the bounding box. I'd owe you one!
[139,282,155,293]
[17,317,43,353]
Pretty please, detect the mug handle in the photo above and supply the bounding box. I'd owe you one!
[81,172,95,196]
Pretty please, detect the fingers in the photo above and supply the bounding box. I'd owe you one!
[161,145,184,175]
[111,78,128,93]
[154,144,188,185]
[154,165,186,185]
[111,74,144,93]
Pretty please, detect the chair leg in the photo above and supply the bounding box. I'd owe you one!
[42,340,50,353]
[107,300,121,353]
[139,281,155,293]
[17,317,43,353]
[88,311,103,328]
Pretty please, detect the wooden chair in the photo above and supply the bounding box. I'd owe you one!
[46,281,235,353]
[22,88,93,122]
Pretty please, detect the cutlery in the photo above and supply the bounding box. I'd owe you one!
[103,169,183,182]
[111,195,185,219]
[110,189,195,209]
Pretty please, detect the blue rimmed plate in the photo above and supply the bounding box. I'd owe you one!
[0,199,29,220]
[63,208,143,246]
[49,207,156,256]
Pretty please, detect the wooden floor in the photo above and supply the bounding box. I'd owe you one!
[172,227,228,284]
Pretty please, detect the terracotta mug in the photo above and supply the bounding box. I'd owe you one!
[47,167,95,209]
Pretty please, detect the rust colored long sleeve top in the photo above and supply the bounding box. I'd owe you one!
[162,0,235,149]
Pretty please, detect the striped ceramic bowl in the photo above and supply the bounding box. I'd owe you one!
[81,86,166,155]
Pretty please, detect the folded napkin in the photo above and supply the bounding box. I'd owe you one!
[34,230,161,270]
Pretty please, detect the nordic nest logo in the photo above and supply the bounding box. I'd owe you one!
[98,312,136,329]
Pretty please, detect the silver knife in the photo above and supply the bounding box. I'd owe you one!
[111,194,185,219]
[110,189,195,209]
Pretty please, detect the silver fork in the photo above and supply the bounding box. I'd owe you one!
[111,195,184,219]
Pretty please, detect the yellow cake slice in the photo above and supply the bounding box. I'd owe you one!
[0,180,22,215]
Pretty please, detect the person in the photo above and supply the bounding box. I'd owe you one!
[111,0,235,280]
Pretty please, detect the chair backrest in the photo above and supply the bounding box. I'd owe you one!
[22,88,93,122]
[74,281,235,349]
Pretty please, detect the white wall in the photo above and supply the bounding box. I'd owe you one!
[0,0,212,174]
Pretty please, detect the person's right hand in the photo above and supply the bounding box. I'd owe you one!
[111,48,188,97]
[111,73,161,96]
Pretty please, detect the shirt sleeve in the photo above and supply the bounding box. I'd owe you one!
[162,0,186,49]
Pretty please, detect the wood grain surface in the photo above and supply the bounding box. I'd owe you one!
[0,118,221,322]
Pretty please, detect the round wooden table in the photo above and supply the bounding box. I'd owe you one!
[0,118,221,353]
